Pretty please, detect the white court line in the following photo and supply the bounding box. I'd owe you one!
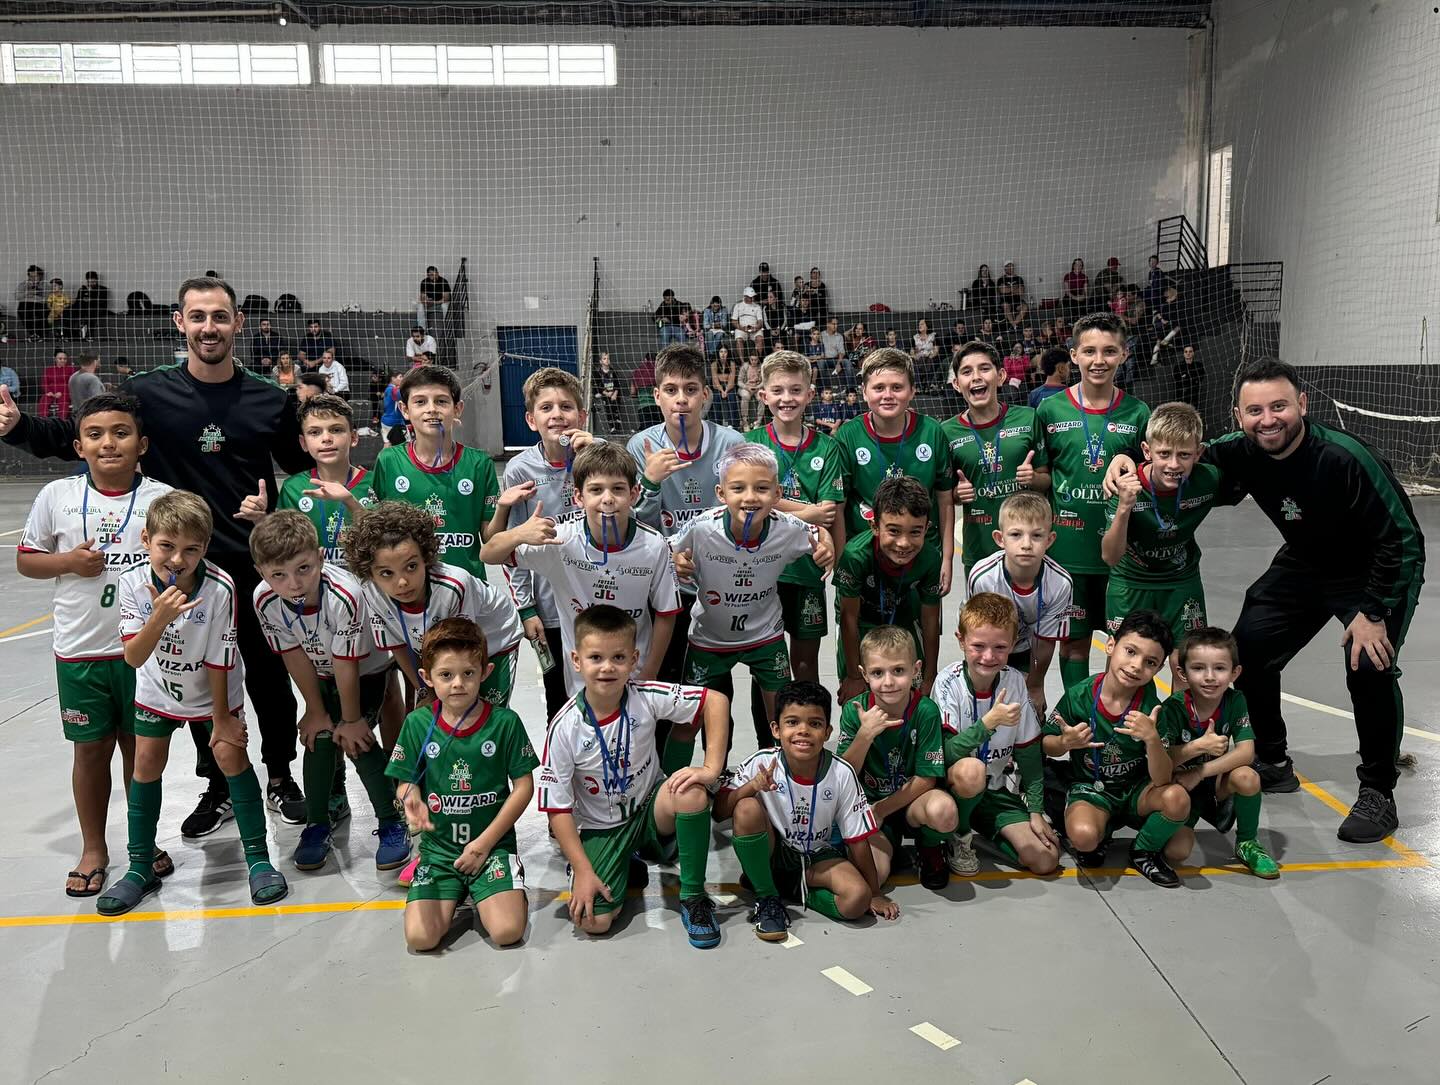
[779,932,804,948]
[909,1022,960,1051]
[0,629,50,645]
[0,528,23,537]
[1282,692,1440,745]
[820,965,872,996]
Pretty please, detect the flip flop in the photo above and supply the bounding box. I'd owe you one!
[65,867,107,898]
[152,849,174,879]
[248,868,289,906]
[96,873,160,917]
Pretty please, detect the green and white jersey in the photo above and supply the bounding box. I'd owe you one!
[1032,387,1150,575]
[964,550,1073,653]
[510,516,682,696]
[833,410,953,542]
[502,443,586,626]
[837,690,946,802]
[1159,688,1254,772]
[718,750,878,854]
[626,420,745,539]
[277,466,376,567]
[19,473,172,661]
[370,442,499,580]
[745,422,846,588]
[832,529,943,630]
[1043,674,1168,790]
[537,681,708,831]
[932,663,1039,787]
[118,561,244,722]
[1105,462,1221,583]
[386,701,539,861]
[363,561,523,665]
[670,507,816,652]
[942,404,1040,568]
[253,565,389,680]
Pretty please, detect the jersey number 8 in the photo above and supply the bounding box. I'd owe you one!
[100,584,116,608]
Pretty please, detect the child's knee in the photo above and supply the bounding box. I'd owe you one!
[581,912,615,937]
[1066,814,1104,852]
[671,786,709,816]
[1017,838,1060,875]
[836,884,870,920]
[1157,784,1191,821]
[1164,828,1194,863]
[485,915,527,947]
[403,919,444,953]
[211,744,248,777]
[732,795,768,834]
[947,758,986,798]
[1227,766,1261,796]
[73,738,115,767]
[929,793,959,833]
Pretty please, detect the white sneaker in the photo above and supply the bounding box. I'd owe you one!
[946,833,980,876]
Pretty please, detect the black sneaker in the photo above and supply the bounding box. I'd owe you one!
[917,844,950,890]
[180,786,234,838]
[1337,786,1399,844]
[1073,847,1108,868]
[1129,845,1180,888]
[1253,756,1300,794]
[750,895,790,942]
[266,777,306,825]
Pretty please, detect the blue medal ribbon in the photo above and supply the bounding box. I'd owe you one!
[883,692,916,795]
[1088,676,1143,788]
[781,750,822,858]
[395,578,430,674]
[733,509,761,553]
[585,513,621,568]
[81,474,140,553]
[1076,389,1118,472]
[962,406,1005,476]
[580,689,633,798]
[1147,472,1186,533]
[767,422,806,495]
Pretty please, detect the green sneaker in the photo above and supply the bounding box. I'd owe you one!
[1236,838,1280,879]
[328,792,351,826]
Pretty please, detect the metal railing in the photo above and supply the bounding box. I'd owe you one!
[1155,214,1208,273]
[1226,261,1283,320]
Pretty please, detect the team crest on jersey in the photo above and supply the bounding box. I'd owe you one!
[773,647,789,675]
[734,567,753,588]
[423,494,447,527]
[1181,597,1205,630]
[810,455,824,471]
[95,511,125,549]
[426,741,441,759]
[484,855,507,882]
[198,424,225,453]
[682,478,702,505]
[458,478,475,496]
[855,447,872,466]
[593,575,618,602]
[916,443,932,462]
[449,759,473,792]
[800,592,823,626]
[822,787,833,801]
[1281,497,1301,521]
[298,496,315,513]
[481,739,497,758]
[688,660,707,684]
[395,476,411,493]
[412,863,434,887]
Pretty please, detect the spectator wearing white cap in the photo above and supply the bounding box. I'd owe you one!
[730,287,765,366]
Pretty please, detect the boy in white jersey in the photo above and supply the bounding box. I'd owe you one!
[250,512,409,874]
[481,441,679,698]
[98,491,289,915]
[671,443,833,753]
[18,393,174,898]
[715,681,896,942]
[933,592,1060,877]
[625,344,744,680]
[538,605,731,948]
[964,491,1073,711]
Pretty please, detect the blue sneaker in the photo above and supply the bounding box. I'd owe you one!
[750,895,789,943]
[293,824,333,871]
[679,893,721,949]
[374,822,410,871]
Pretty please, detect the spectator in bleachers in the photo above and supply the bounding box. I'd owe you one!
[912,318,940,390]
[738,351,763,429]
[998,262,1028,328]
[15,265,47,341]
[762,289,787,347]
[416,264,451,329]
[72,272,111,341]
[937,317,968,360]
[680,301,702,346]
[1092,256,1124,305]
[821,317,845,364]
[381,368,407,444]
[709,344,738,428]
[0,363,18,402]
[969,264,998,319]
[814,387,842,434]
[654,289,685,347]
[68,350,106,409]
[1021,325,1039,356]
[884,328,902,353]
[300,319,336,366]
[841,388,861,423]
[405,325,437,362]
[702,296,729,356]
[296,370,328,403]
[630,351,659,427]
[593,352,620,433]
[730,287,765,365]
[1144,255,1166,305]
[805,329,825,365]
[808,267,830,321]
[317,348,349,395]
[790,291,817,344]
[272,352,297,388]
[40,349,75,418]
[1061,258,1089,322]
[251,318,285,366]
[1175,343,1204,410]
[1002,341,1030,389]
[819,340,854,395]
[844,320,875,363]
[749,261,781,301]
[1109,285,1129,317]
[1028,346,1071,408]
[789,276,809,310]
[977,317,997,346]
[1151,281,1184,362]
[46,279,71,338]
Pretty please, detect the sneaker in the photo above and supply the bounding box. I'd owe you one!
[293,825,333,871]
[180,787,233,838]
[1253,756,1300,794]
[679,894,721,949]
[918,843,950,890]
[373,822,411,870]
[266,777,306,825]
[396,854,421,888]
[1072,847,1107,868]
[750,895,790,942]
[328,792,351,826]
[1235,838,1281,879]
[1397,751,1419,769]
[1129,845,1180,888]
[946,833,980,876]
[1337,785,1399,844]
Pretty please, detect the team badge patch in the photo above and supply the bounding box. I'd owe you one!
[458,478,475,495]
[855,447,872,466]
[481,740,497,758]
[810,456,824,471]
[916,443,932,462]
[198,424,225,453]
[395,476,411,493]
[298,496,314,512]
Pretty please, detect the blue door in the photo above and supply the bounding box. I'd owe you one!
[497,325,579,448]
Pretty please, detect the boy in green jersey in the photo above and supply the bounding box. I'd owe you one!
[833,348,956,594]
[833,476,943,704]
[1041,609,1189,887]
[838,625,957,892]
[1101,402,1220,680]
[942,341,1046,574]
[1160,628,1279,878]
[274,394,375,566]
[369,365,500,581]
[1032,312,1150,690]
[388,618,538,951]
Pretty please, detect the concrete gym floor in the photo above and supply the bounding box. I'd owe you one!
[0,478,1436,1085]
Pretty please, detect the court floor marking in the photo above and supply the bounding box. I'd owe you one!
[0,613,51,641]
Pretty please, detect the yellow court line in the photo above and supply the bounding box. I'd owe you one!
[0,613,51,640]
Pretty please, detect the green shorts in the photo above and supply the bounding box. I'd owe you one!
[1066,572,1110,639]
[56,657,136,742]
[132,709,233,739]
[966,787,1034,839]
[1104,575,1207,649]
[319,667,392,729]
[576,786,668,916]
[685,638,792,692]
[480,647,518,708]
[1065,779,1150,828]
[778,581,828,641]
[407,848,525,904]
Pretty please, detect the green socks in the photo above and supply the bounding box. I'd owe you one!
[125,777,163,882]
[732,832,778,898]
[952,790,984,835]
[1133,810,1184,853]
[1060,654,1090,690]
[302,734,337,826]
[225,769,275,875]
[806,887,846,921]
[662,735,696,776]
[1234,790,1262,844]
[353,744,402,826]
[673,808,710,899]
[918,825,949,848]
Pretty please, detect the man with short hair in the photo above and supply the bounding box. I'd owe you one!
[405,324,437,361]
[72,272,112,341]
[251,317,285,367]
[68,350,106,409]
[416,264,451,329]
[299,319,336,366]
[750,261,780,300]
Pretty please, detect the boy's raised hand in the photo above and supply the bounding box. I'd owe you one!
[1015,450,1037,487]
[641,438,681,485]
[498,480,537,510]
[235,479,268,523]
[1057,718,1103,751]
[857,701,901,740]
[66,539,106,578]
[809,528,835,572]
[981,688,1022,732]
[0,385,18,437]
[751,761,778,793]
[671,547,696,581]
[1115,472,1142,511]
[564,429,597,453]
[302,478,355,504]
[146,583,200,625]
[1117,706,1161,743]
[514,501,559,546]
[1191,730,1230,758]
[954,469,976,504]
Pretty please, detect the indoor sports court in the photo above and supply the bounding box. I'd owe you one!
[1,2,1437,1084]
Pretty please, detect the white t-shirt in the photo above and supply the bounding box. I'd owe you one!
[720,749,877,855]
[964,550,1072,653]
[538,681,707,830]
[405,334,438,359]
[118,561,244,721]
[254,564,390,680]
[731,300,764,332]
[19,474,172,660]
[502,443,585,629]
[318,359,349,393]
[932,662,1040,788]
[364,561,523,665]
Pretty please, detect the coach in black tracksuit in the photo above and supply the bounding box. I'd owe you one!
[1111,358,1424,844]
[0,277,309,833]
